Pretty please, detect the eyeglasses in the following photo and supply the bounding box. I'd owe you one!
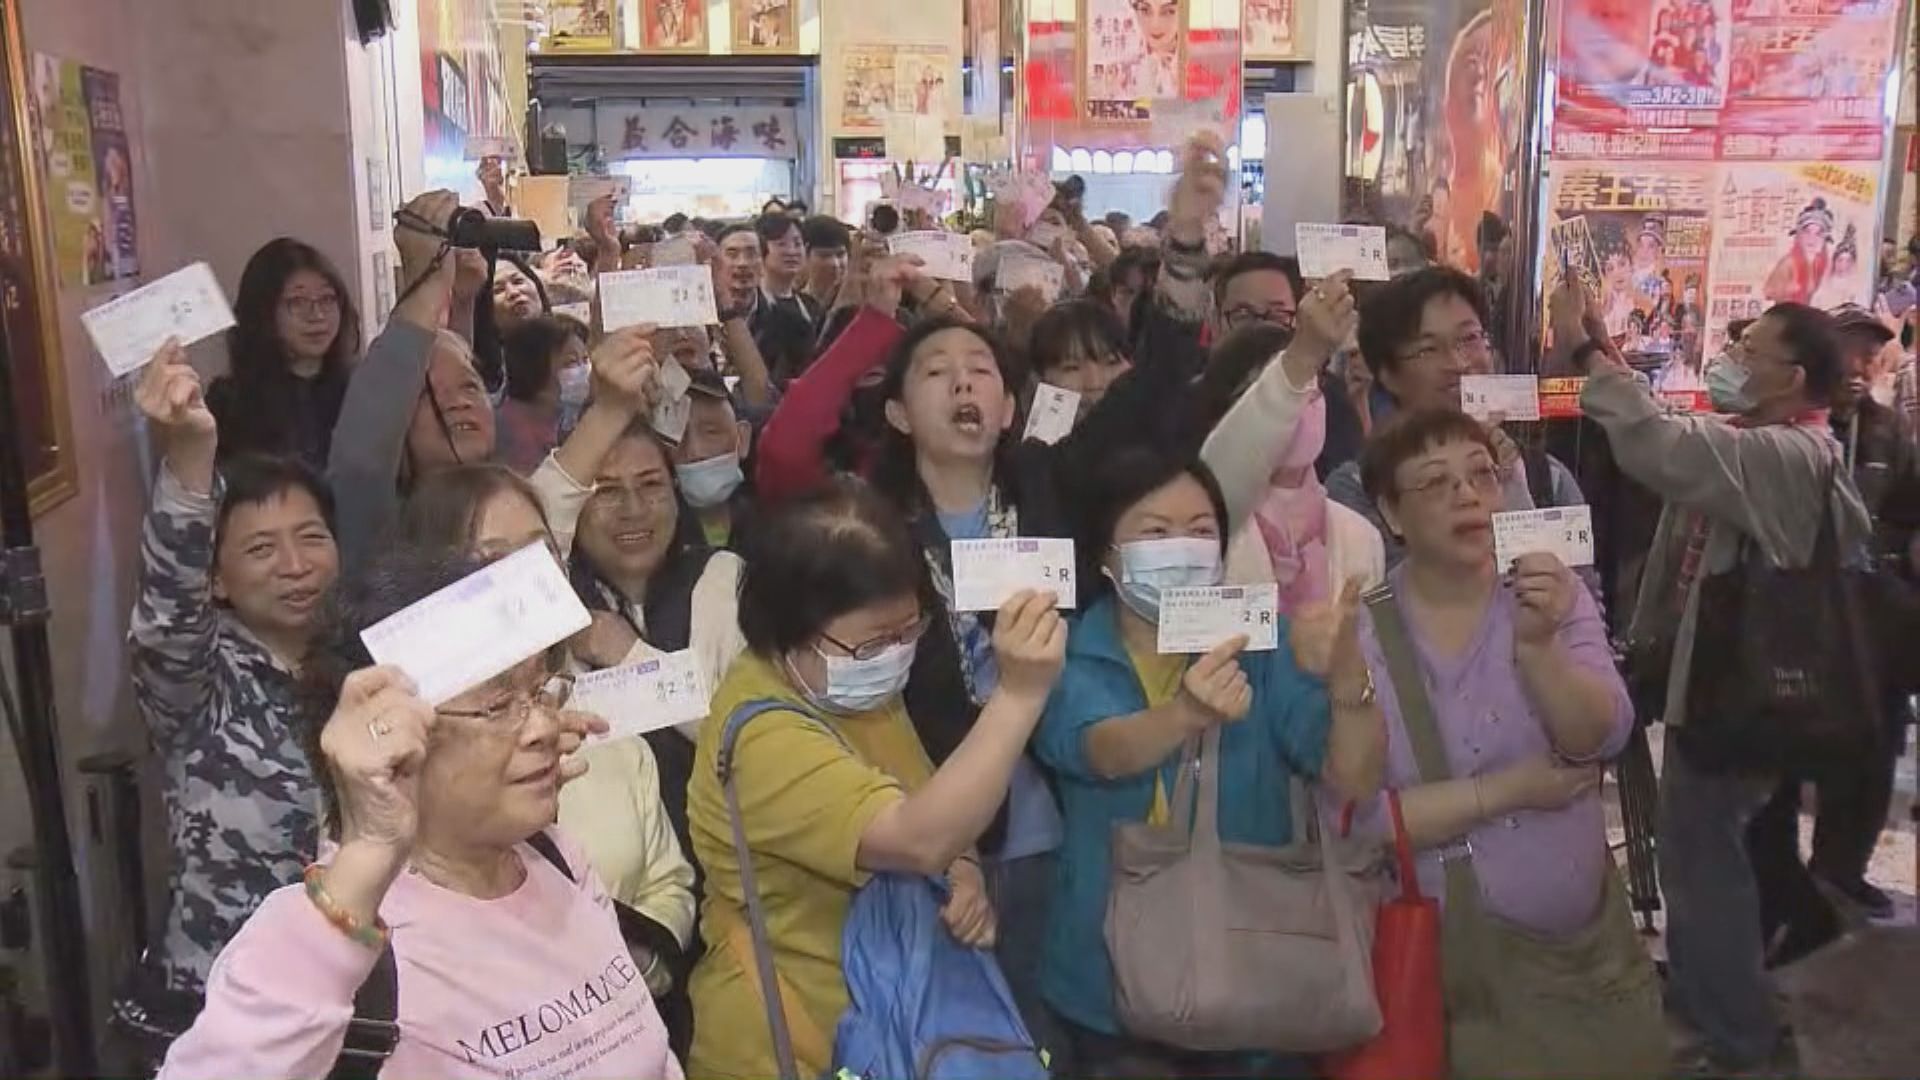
[1398,329,1492,367]
[438,672,575,732]
[1222,304,1298,331]
[282,295,340,321]
[818,614,933,661]
[587,478,676,511]
[1401,464,1502,503]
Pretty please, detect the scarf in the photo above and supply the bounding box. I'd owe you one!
[1252,389,1332,614]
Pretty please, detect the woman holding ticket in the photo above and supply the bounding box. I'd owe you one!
[1347,409,1663,1076]
[161,547,684,1080]
[682,480,1066,1080]
[1033,446,1385,1075]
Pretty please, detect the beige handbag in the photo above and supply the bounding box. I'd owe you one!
[1104,725,1385,1054]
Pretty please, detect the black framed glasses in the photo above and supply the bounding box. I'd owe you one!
[818,615,933,661]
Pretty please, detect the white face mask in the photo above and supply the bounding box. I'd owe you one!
[1110,537,1222,621]
[799,640,918,714]
[674,452,744,508]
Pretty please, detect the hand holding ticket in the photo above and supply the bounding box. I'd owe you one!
[1295,223,1390,282]
[360,544,591,706]
[1157,585,1281,654]
[950,538,1077,612]
[1492,506,1595,569]
[600,266,719,330]
[573,651,712,742]
[1460,374,1542,423]
[890,231,975,282]
[1023,383,1080,445]
[83,263,236,376]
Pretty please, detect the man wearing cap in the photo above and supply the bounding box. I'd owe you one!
[1745,305,1920,938]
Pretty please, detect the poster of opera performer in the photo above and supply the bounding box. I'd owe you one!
[1082,0,1186,121]
[642,0,707,52]
[1704,161,1877,353]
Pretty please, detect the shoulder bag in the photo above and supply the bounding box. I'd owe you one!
[1104,725,1384,1054]
[1367,584,1666,1079]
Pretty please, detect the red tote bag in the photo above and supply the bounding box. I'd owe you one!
[1325,791,1446,1080]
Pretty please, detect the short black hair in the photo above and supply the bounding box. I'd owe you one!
[1358,409,1496,508]
[1356,266,1491,383]
[801,214,851,253]
[785,199,811,216]
[1029,300,1129,380]
[216,454,337,552]
[502,316,578,403]
[1725,318,1754,345]
[1211,252,1305,310]
[736,477,929,656]
[1763,302,1844,405]
[1187,321,1293,436]
[718,222,763,254]
[662,212,690,234]
[754,212,800,247]
[873,318,1025,510]
[1073,444,1230,599]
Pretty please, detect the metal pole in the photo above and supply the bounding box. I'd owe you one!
[0,284,97,1074]
[1505,0,1555,371]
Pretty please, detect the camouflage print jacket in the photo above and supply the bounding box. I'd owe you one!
[128,465,319,997]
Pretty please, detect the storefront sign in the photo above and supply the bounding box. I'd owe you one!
[596,104,800,160]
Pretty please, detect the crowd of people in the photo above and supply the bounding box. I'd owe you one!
[102,127,1916,1080]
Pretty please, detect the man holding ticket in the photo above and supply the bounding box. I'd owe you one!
[1327,266,1592,572]
[1566,291,1877,1074]
[1034,446,1384,1074]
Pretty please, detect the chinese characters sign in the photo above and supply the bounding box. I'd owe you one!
[30,54,138,285]
[595,104,800,160]
[1546,0,1902,378]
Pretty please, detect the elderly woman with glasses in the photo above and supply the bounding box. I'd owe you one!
[1343,409,1663,1077]
[160,547,685,1079]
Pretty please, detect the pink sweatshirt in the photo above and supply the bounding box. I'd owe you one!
[160,831,683,1080]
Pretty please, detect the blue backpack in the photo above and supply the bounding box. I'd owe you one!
[718,700,1049,1080]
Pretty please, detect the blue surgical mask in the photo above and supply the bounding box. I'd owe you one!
[1112,537,1223,621]
[1706,358,1755,415]
[675,452,744,508]
[557,363,591,414]
[800,640,918,714]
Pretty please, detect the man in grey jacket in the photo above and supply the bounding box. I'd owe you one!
[1567,290,1872,1075]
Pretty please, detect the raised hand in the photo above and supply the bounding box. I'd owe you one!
[1177,635,1253,729]
[1508,552,1577,647]
[1289,578,1365,680]
[991,589,1069,703]
[135,339,218,491]
[1165,131,1229,247]
[320,666,437,855]
[1285,269,1360,385]
[590,325,662,416]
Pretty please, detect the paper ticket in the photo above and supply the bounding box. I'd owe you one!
[950,538,1078,612]
[600,266,719,331]
[1295,223,1390,282]
[574,651,712,742]
[1493,506,1596,569]
[552,301,594,326]
[998,253,1065,302]
[1156,584,1282,655]
[890,231,976,282]
[651,360,694,442]
[1460,374,1542,423]
[1023,383,1081,446]
[81,262,236,376]
[569,175,631,211]
[360,544,591,706]
[1025,221,1071,251]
